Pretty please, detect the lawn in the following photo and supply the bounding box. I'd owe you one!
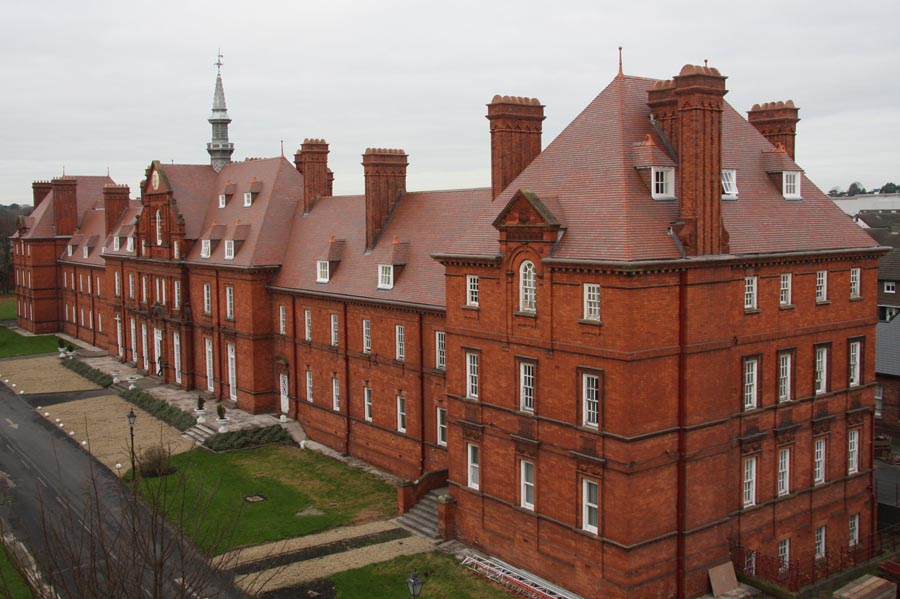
[139,445,396,554]
[330,552,511,599]
[0,326,59,359]
[0,544,35,599]
[0,296,15,320]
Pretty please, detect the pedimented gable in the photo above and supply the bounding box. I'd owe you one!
[142,160,173,196]
[493,189,561,229]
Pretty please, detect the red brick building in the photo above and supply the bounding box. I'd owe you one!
[11,60,887,598]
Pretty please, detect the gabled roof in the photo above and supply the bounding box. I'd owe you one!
[876,315,900,377]
[61,206,106,267]
[272,187,492,308]
[866,228,900,281]
[16,176,112,240]
[445,75,879,263]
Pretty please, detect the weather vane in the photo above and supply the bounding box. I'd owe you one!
[215,49,224,74]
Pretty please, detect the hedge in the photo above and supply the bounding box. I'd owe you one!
[60,358,113,387]
[203,425,292,452]
[119,388,196,431]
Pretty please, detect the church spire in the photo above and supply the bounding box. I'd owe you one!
[207,51,234,172]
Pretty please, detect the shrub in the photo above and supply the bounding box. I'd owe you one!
[203,425,292,452]
[216,404,226,420]
[61,358,114,387]
[139,445,175,477]
[196,395,205,410]
[120,388,196,432]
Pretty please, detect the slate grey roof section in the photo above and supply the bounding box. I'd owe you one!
[876,316,900,377]
[867,228,900,281]
[858,210,900,229]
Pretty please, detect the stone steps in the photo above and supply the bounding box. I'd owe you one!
[182,423,217,444]
[395,487,446,540]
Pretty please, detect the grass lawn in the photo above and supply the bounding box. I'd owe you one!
[330,552,511,599]
[139,445,396,554]
[0,544,35,599]
[0,326,59,359]
[0,296,15,320]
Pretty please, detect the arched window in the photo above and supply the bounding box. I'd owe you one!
[155,209,163,246]
[519,260,536,313]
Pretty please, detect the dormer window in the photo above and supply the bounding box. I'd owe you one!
[126,237,134,252]
[243,192,252,207]
[201,239,211,258]
[378,264,394,289]
[721,169,738,199]
[224,240,234,260]
[113,237,120,251]
[82,246,89,258]
[218,194,226,208]
[651,167,675,200]
[783,171,801,199]
[317,260,330,283]
[67,244,73,257]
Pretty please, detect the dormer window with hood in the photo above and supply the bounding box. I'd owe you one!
[651,167,675,200]
[126,237,134,252]
[317,260,329,283]
[218,194,226,208]
[82,246,89,258]
[721,169,738,199]
[113,236,120,251]
[378,265,394,289]
[783,172,801,199]
[243,192,252,207]
[244,179,263,207]
[224,240,234,260]
[67,244,73,257]
[201,239,211,258]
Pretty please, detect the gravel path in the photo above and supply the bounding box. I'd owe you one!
[0,355,100,394]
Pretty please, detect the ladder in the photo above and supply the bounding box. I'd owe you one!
[461,554,582,599]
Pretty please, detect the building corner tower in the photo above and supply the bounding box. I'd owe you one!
[207,53,234,172]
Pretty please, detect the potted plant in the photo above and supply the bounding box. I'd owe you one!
[58,339,66,358]
[195,396,206,412]
[215,403,228,433]
[66,343,76,358]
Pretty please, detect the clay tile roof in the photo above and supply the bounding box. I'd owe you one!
[69,234,84,246]
[762,144,802,173]
[632,134,676,168]
[17,175,112,240]
[119,224,134,237]
[390,238,410,266]
[249,179,263,194]
[223,183,236,196]
[208,224,226,240]
[85,235,98,246]
[61,207,107,266]
[325,237,346,262]
[233,223,251,241]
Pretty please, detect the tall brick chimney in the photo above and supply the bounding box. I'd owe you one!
[103,184,130,236]
[32,181,52,208]
[748,101,800,160]
[51,177,78,236]
[670,64,729,256]
[297,139,330,213]
[363,148,408,249]
[647,80,679,151]
[487,96,544,200]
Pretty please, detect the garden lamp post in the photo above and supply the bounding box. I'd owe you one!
[406,569,425,598]
[127,409,136,476]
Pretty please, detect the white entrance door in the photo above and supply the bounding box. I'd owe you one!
[141,324,148,371]
[130,318,137,363]
[153,328,163,376]
[227,343,237,401]
[173,332,182,384]
[279,374,289,413]
[116,317,123,358]
[205,338,214,392]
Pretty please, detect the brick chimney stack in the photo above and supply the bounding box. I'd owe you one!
[748,101,800,160]
[487,95,544,200]
[103,184,130,236]
[297,139,330,213]
[32,181,52,208]
[363,148,408,249]
[672,64,729,256]
[51,177,78,236]
[647,80,679,151]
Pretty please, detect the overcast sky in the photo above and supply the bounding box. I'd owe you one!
[2,0,898,206]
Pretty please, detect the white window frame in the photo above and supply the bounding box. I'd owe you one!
[201,239,211,258]
[814,438,826,484]
[364,387,373,422]
[224,240,234,260]
[396,395,406,433]
[583,373,600,428]
[849,340,861,388]
[243,191,252,207]
[330,314,339,347]
[783,171,801,199]
[331,377,340,411]
[875,384,883,418]
[582,479,599,534]
[848,428,859,475]
[172,280,180,309]
[436,407,447,446]
[114,236,120,251]
[227,343,237,401]
[778,447,790,497]
[466,352,479,399]
[395,324,405,361]
[362,319,371,354]
[435,331,446,369]
[67,244,73,257]
[304,310,312,342]
[203,283,211,314]
[205,338,214,392]
[780,273,792,306]
[128,273,135,299]
[306,370,313,402]
[743,358,758,410]
[850,267,861,298]
[126,237,134,253]
[886,281,897,294]
[316,260,330,283]
[173,240,180,259]
[815,525,826,560]
[743,456,757,507]
[651,166,675,200]
[114,271,121,297]
[778,351,792,402]
[816,270,828,302]
[721,169,738,198]
[218,193,226,208]
[849,514,859,548]
[279,305,286,335]
[141,276,147,303]
[519,261,536,313]
[583,283,601,321]
[225,286,234,319]
[778,539,790,575]
[744,276,758,310]
[83,245,89,258]
[466,275,479,307]
[815,346,828,395]
[520,460,535,511]
[520,361,535,412]
[467,444,480,490]
[377,264,394,289]
[155,209,163,246]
